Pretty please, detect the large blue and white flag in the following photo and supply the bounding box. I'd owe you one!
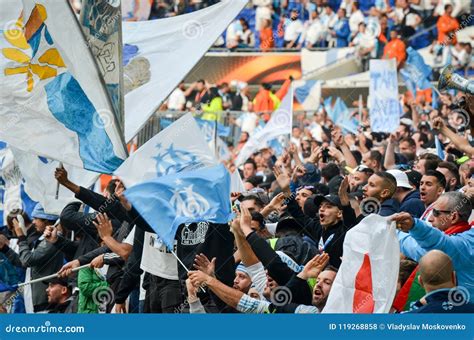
[114,113,217,188]
[236,88,294,166]
[293,79,321,111]
[0,1,127,174]
[122,0,248,141]
[400,47,432,94]
[0,145,36,224]
[11,148,99,215]
[369,59,400,133]
[124,164,233,249]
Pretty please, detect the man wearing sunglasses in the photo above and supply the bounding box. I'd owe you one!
[393,191,473,303]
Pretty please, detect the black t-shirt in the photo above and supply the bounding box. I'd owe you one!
[175,222,235,286]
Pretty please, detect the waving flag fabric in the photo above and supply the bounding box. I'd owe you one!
[400,47,432,94]
[122,0,248,141]
[293,80,321,110]
[236,88,293,166]
[0,145,36,224]
[114,113,217,188]
[322,214,400,313]
[330,97,359,134]
[124,164,233,249]
[11,147,99,215]
[0,1,127,173]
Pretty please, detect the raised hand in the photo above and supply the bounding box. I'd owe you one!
[43,225,58,244]
[273,165,291,193]
[93,213,113,240]
[331,128,344,147]
[54,167,69,185]
[298,253,330,280]
[338,176,350,206]
[327,146,344,163]
[193,253,216,277]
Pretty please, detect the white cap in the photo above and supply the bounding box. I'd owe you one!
[387,169,412,189]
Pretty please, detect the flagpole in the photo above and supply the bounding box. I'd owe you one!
[55,162,63,200]
[16,264,90,288]
[171,250,206,293]
[214,119,218,156]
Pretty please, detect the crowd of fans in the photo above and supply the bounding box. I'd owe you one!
[0,80,473,314]
[1,0,473,317]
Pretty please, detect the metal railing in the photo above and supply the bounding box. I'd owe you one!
[135,109,320,147]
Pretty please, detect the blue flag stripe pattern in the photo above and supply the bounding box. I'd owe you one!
[124,164,233,249]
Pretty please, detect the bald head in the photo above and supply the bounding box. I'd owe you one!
[418,250,455,292]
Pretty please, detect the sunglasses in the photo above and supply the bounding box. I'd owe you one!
[432,209,453,217]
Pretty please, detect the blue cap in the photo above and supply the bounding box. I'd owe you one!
[31,204,59,221]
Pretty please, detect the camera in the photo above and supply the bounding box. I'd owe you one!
[322,148,330,163]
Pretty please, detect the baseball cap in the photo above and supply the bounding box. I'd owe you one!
[31,204,59,221]
[313,194,343,209]
[406,170,422,189]
[275,216,302,235]
[387,170,412,189]
[43,277,70,287]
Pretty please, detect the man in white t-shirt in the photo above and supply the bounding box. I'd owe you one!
[284,9,304,48]
[124,226,181,313]
[166,82,186,111]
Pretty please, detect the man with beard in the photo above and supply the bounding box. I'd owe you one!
[348,165,374,193]
[362,172,399,215]
[188,253,334,313]
[419,170,446,221]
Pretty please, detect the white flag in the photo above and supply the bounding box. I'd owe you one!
[122,0,248,141]
[11,148,99,215]
[230,170,245,193]
[322,214,400,313]
[114,113,217,188]
[0,0,127,173]
[236,87,293,166]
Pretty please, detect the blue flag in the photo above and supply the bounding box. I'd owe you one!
[332,98,359,134]
[435,136,445,160]
[401,47,433,93]
[195,119,231,139]
[124,164,233,249]
[323,96,333,117]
